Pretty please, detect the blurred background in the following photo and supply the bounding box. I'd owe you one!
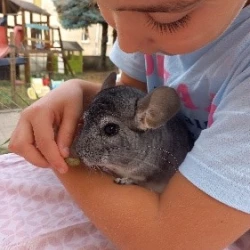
[0,0,119,154]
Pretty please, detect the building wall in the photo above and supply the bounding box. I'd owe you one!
[39,0,114,56]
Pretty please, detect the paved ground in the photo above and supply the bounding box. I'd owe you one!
[0,109,20,147]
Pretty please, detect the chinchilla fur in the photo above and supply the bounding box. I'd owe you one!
[71,72,193,193]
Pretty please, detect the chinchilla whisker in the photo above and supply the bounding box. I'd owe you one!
[118,146,180,167]
[91,165,102,172]
[115,146,178,165]
[100,151,178,173]
[86,165,107,177]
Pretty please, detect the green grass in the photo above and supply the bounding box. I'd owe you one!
[0,81,34,110]
[0,71,115,110]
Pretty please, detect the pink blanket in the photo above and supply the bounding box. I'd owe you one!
[0,153,115,249]
[0,153,248,249]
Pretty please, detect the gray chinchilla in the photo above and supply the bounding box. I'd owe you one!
[71,72,193,193]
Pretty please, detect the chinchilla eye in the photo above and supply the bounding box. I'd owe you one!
[103,123,120,136]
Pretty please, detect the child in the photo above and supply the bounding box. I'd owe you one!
[8,0,250,249]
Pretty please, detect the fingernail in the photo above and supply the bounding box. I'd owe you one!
[61,147,70,157]
[58,167,67,174]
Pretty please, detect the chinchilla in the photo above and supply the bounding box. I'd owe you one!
[71,72,193,193]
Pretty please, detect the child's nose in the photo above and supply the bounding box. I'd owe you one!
[118,32,143,53]
[118,33,155,54]
[116,17,155,54]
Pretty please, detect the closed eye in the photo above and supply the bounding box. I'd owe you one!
[146,14,191,34]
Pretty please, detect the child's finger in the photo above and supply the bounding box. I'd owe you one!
[56,107,81,158]
[9,121,50,167]
[21,144,50,168]
[33,117,69,173]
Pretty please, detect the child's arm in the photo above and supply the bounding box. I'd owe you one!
[56,163,250,250]
[54,74,250,250]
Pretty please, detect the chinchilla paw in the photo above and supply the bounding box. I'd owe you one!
[114,177,134,185]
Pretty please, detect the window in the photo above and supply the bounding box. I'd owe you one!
[82,27,90,43]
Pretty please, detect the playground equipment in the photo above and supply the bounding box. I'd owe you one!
[0,0,73,86]
[26,77,50,100]
[26,78,64,100]
[0,20,26,81]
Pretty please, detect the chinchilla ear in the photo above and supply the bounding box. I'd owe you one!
[101,72,117,90]
[135,86,180,130]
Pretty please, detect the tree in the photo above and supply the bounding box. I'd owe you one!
[52,0,109,70]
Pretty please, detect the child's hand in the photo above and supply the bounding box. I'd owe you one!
[9,79,98,174]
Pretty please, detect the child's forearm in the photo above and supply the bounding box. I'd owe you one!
[55,165,250,250]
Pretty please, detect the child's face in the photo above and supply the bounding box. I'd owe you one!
[98,0,247,54]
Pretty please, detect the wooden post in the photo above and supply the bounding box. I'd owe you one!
[100,22,108,70]
[14,15,17,26]
[46,15,51,48]
[22,10,27,47]
[57,27,73,76]
[22,10,30,86]
[1,0,6,13]
[9,32,16,103]
[1,0,8,40]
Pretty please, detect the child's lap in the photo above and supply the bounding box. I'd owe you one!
[0,153,248,250]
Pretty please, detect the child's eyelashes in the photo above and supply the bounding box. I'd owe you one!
[146,14,191,34]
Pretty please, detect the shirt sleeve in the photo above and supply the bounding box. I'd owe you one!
[179,76,250,214]
[109,41,147,83]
